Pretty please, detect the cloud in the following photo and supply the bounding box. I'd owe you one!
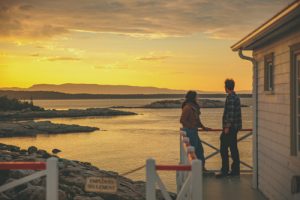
[29,53,39,57]
[94,63,129,70]
[46,56,80,61]
[0,0,294,40]
[137,55,170,61]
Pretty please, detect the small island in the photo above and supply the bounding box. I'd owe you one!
[144,99,225,108]
[0,96,136,137]
[143,99,248,109]
[0,121,99,137]
[111,99,243,109]
[0,107,137,121]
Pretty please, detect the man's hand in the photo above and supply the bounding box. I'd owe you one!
[203,127,212,131]
[224,127,230,134]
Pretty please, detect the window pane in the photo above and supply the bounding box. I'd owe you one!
[295,98,300,115]
[298,79,300,96]
[298,98,300,115]
[269,63,273,90]
[298,117,300,133]
[298,135,300,151]
[298,61,300,78]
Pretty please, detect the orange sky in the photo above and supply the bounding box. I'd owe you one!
[0,0,293,92]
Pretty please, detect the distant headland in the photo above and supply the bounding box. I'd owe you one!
[0,90,252,100]
[0,83,252,99]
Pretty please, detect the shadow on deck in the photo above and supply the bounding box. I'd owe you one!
[203,174,266,200]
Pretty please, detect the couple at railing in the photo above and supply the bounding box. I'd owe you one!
[180,79,242,178]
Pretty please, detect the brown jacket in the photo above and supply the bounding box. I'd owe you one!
[180,103,203,129]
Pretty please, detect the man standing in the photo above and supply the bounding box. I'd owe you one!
[217,79,242,178]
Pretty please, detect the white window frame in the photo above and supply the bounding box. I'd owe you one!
[264,53,274,93]
[296,55,300,154]
[290,43,300,156]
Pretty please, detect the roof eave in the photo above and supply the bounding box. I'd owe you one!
[231,0,300,51]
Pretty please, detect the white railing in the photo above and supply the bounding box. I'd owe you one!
[0,157,59,200]
[146,129,203,200]
[198,128,253,172]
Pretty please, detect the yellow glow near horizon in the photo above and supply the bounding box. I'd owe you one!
[0,32,252,92]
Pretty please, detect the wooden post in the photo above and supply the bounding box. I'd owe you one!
[146,158,156,200]
[191,159,202,200]
[46,157,58,200]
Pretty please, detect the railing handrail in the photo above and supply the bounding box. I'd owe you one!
[0,158,58,200]
[156,165,191,171]
[0,162,46,170]
[198,128,253,132]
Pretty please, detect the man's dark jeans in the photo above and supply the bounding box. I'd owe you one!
[220,127,240,174]
[183,128,205,167]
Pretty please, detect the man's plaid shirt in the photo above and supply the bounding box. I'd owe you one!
[222,92,242,130]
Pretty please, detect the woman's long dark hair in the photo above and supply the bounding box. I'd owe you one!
[182,90,200,109]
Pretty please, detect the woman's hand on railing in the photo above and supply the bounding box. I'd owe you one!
[202,126,212,131]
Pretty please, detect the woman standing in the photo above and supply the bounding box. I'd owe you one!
[180,91,210,169]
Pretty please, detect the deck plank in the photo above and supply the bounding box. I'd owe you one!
[203,174,266,200]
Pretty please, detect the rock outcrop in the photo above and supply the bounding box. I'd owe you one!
[0,143,174,200]
[0,121,99,137]
[0,108,136,121]
[144,99,227,108]
[143,99,248,109]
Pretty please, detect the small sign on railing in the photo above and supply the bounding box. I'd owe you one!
[85,177,118,193]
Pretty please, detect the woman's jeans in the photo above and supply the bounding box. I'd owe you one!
[182,128,205,167]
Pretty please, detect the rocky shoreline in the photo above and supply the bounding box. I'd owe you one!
[111,99,247,109]
[143,99,248,109]
[0,121,99,137]
[0,108,137,121]
[0,143,174,200]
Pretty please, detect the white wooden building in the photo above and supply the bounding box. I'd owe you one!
[231,1,300,199]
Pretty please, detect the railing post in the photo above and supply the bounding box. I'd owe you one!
[183,137,190,164]
[146,158,156,200]
[191,159,202,200]
[179,130,185,164]
[46,157,58,200]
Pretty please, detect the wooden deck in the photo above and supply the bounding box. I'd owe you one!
[203,174,266,200]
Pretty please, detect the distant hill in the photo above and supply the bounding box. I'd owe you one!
[0,84,251,94]
[1,83,192,94]
[0,90,252,100]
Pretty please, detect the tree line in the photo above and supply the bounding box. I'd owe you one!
[0,96,44,111]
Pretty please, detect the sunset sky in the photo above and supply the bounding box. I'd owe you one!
[0,0,294,92]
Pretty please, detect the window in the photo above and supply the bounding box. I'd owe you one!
[291,43,300,156]
[296,55,300,153]
[264,53,274,92]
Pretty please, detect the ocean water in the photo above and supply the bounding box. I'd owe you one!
[0,98,253,192]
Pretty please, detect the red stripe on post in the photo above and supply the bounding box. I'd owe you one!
[156,165,191,171]
[198,128,253,132]
[0,162,47,170]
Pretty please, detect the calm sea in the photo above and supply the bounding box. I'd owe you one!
[0,98,253,192]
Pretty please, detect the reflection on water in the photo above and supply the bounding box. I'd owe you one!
[0,99,252,192]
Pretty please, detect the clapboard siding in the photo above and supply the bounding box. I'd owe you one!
[258,94,290,105]
[258,158,290,200]
[253,29,300,200]
[258,124,290,145]
[258,102,290,115]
